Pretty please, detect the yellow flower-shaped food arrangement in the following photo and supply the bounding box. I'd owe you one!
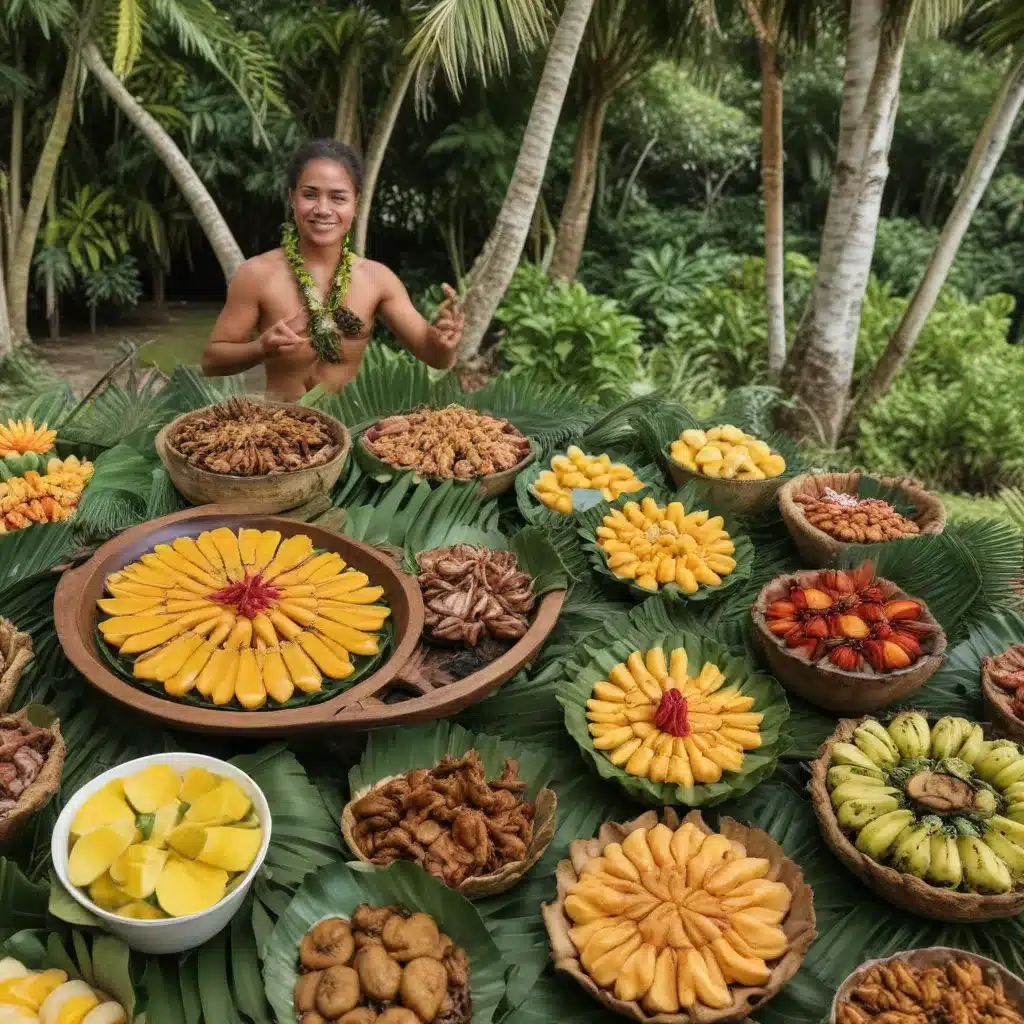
[563,820,793,1011]
[670,426,786,481]
[97,528,390,710]
[596,497,736,593]
[586,647,763,786]
[533,446,644,514]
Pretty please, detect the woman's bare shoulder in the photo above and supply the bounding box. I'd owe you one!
[354,256,403,296]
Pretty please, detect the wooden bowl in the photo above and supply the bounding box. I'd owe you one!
[981,653,1024,742]
[155,402,351,514]
[341,777,558,899]
[750,571,946,714]
[778,471,946,567]
[830,947,1024,1022]
[542,808,816,1023]
[53,506,423,736]
[0,704,64,852]
[809,716,1024,921]
[665,455,785,516]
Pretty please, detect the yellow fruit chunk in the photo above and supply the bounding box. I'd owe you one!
[116,901,166,920]
[179,767,220,803]
[156,857,228,917]
[123,764,182,813]
[261,648,295,703]
[67,819,137,887]
[70,786,135,838]
[298,631,355,678]
[0,969,67,1011]
[184,780,251,826]
[144,800,183,846]
[280,642,322,693]
[166,824,208,860]
[263,534,314,580]
[196,826,262,872]
[88,872,132,911]
[119,844,168,899]
[234,648,266,710]
[312,617,379,656]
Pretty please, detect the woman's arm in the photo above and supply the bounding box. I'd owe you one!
[375,266,462,370]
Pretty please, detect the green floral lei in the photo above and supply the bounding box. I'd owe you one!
[281,221,363,363]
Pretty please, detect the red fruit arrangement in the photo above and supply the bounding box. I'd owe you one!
[761,561,940,674]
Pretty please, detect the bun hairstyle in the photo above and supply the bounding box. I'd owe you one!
[286,139,364,193]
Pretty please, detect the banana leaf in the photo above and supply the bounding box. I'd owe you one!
[557,628,789,807]
[262,860,512,1024]
[575,479,755,604]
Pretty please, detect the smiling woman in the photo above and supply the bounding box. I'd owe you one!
[201,139,465,401]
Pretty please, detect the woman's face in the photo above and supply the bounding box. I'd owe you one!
[290,158,358,248]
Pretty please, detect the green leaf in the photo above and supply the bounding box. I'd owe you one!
[0,858,48,942]
[49,875,102,927]
[262,861,512,1023]
[91,935,136,1019]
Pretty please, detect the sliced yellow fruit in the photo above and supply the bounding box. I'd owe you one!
[171,536,218,574]
[312,617,379,656]
[120,844,167,899]
[115,901,166,920]
[263,534,314,581]
[297,632,355,679]
[70,786,135,838]
[179,767,220,803]
[261,648,295,703]
[196,826,262,872]
[123,764,182,813]
[166,823,208,860]
[155,857,228,917]
[234,648,266,710]
[280,642,322,693]
[88,872,132,911]
[67,819,137,887]
[184,780,251,825]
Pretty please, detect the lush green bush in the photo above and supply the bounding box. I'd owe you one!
[495,264,644,402]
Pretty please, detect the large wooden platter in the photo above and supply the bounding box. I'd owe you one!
[53,506,423,735]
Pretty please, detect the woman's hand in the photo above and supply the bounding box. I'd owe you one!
[260,312,313,363]
[431,283,464,358]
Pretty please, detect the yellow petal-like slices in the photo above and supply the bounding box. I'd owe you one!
[97,528,390,710]
[563,821,792,1012]
[596,497,737,593]
[670,425,786,481]
[586,647,763,786]
[533,446,644,514]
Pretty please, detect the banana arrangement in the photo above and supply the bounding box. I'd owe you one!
[97,528,391,710]
[826,713,1024,894]
[532,447,645,514]
[563,820,793,1012]
[596,497,737,594]
[0,957,126,1024]
[0,458,94,533]
[669,426,786,481]
[586,647,763,787]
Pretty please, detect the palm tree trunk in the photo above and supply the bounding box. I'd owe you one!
[81,41,244,280]
[549,92,609,281]
[7,43,24,266]
[0,237,12,358]
[352,60,415,256]
[8,7,94,344]
[334,55,362,153]
[458,0,597,359]
[845,58,1024,432]
[759,36,786,381]
[780,0,905,445]
[45,185,58,340]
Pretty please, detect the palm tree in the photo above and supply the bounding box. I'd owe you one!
[352,0,549,256]
[458,0,598,359]
[779,0,968,445]
[547,0,714,282]
[845,0,1024,429]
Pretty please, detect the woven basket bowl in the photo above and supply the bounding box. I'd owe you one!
[665,458,785,516]
[542,808,817,1024]
[0,617,33,713]
[750,571,946,715]
[778,472,946,567]
[341,775,557,899]
[156,401,350,514]
[0,705,65,852]
[810,715,1024,921]
[830,947,1024,1022]
[981,655,1024,743]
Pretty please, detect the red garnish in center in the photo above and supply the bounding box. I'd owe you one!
[210,573,281,619]
[654,688,690,737]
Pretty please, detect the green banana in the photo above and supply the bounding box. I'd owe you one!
[1002,781,1024,804]
[856,719,900,759]
[957,724,986,766]
[887,712,931,759]
[830,781,900,808]
[974,788,997,817]
[1006,802,1024,824]
[988,814,1024,845]
[959,835,1013,893]
[930,717,972,759]
[975,742,1023,783]
[838,795,900,830]
[854,730,899,769]
[855,809,915,859]
[891,822,933,878]
[831,742,886,774]
[983,829,1024,881]
[992,753,1024,791]
[926,832,963,888]
[827,764,885,789]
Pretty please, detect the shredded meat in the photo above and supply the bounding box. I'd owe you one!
[0,719,52,815]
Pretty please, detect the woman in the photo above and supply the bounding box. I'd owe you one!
[202,139,463,400]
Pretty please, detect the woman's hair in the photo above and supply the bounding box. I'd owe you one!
[286,139,364,193]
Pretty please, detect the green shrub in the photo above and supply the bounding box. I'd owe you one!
[495,264,644,402]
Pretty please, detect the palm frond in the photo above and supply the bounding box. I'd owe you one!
[3,0,74,38]
[161,364,248,416]
[112,0,145,77]
[966,0,1024,50]
[0,524,75,593]
[59,368,174,451]
[71,443,155,543]
[145,465,187,520]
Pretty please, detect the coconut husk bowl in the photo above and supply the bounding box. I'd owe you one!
[665,458,785,517]
[829,947,1024,1023]
[542,808,816,1023]
[155,401,350,514]
[341,774,557,899]
[0,618,33,713]
[778,472,945,567]
[981,653,1024,743]
[750,571,946,715]
[0,704,65,852]
[809,715,1024,921]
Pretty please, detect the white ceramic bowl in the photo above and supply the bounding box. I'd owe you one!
[52,752,272,954]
